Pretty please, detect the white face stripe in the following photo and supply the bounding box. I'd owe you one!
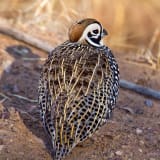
[78,23,104,47]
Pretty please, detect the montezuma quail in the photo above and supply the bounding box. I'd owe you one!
[38,18,119,160]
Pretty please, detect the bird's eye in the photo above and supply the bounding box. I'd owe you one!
[93,29,98,34]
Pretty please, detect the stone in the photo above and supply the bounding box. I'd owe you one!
[144,99,153,107]
[115,150,123,156]
[136,128,143,135]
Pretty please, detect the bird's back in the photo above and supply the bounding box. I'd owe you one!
[38,41,119,159]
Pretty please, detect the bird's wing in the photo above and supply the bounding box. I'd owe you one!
[39,42,118,159]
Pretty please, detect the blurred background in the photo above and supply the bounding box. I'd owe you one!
[0,0,159,51]
[0,1,160,160]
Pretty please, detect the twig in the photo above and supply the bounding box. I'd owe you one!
[0,25,53,52]
[16,108,38,122]
[120,79,160,100]
[9,93,37,103]
[119,106,134,114]
[0,26,160,100]
[0,92,10,103]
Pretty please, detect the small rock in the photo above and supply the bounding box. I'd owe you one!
[2,84,13,92]
[140,140,144,145]
[3,60,13,73]
[19,151,24,155]
[6,45,31,57]
[144,99,153,107]
[138,148,143,152]
[115,150,123,156]
[120,107,134,114]
[135,108,144,115]
[109,152,114,158]
[13,85,19,93]
[127,118,133,123]
[0,145,4,152]
[122,145,128,148]
[136,128,143,135]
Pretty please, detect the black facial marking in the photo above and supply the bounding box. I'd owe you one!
[93,29,98,34]
[87,28,101,46]
[87,32,92,38]
[90,35,101,45]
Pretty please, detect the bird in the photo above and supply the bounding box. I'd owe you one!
[38,18,119,160]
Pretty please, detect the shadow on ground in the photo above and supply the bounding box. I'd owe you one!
[0,45,53,156]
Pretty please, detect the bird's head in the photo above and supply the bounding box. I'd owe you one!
[69,18,108,47]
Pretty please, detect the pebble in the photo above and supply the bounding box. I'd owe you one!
[2,84,13,92]
[7,45,31,56]
[138,148,143,153]
[19,151,24,155]
[3,60,12,73]
[115,150,123,156]
[135,108,144,115]
[13,85,19,93]
[109,152,114,158]
[122,145,128,148]
[136,128,143,134]
[140,140,144,145]
[144,99,153,107]
[0,145,4,152]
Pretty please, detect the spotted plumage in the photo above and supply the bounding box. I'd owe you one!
[38,18,119,160]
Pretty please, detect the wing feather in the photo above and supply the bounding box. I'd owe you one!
[38,41,119,159]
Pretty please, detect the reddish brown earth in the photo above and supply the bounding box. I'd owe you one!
[0,33,160,160]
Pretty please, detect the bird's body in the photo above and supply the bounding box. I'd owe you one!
[38,18,119,160]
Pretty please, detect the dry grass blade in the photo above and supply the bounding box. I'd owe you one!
[34,0,50,17]
[148,28,160,50]
[22,57,46,61]
[157,43,160,68]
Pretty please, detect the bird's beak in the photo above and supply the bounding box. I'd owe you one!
[102,28,108,37]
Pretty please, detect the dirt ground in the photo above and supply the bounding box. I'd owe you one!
[0,31,160,160]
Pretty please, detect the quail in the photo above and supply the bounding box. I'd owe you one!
[38,18,119,160]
